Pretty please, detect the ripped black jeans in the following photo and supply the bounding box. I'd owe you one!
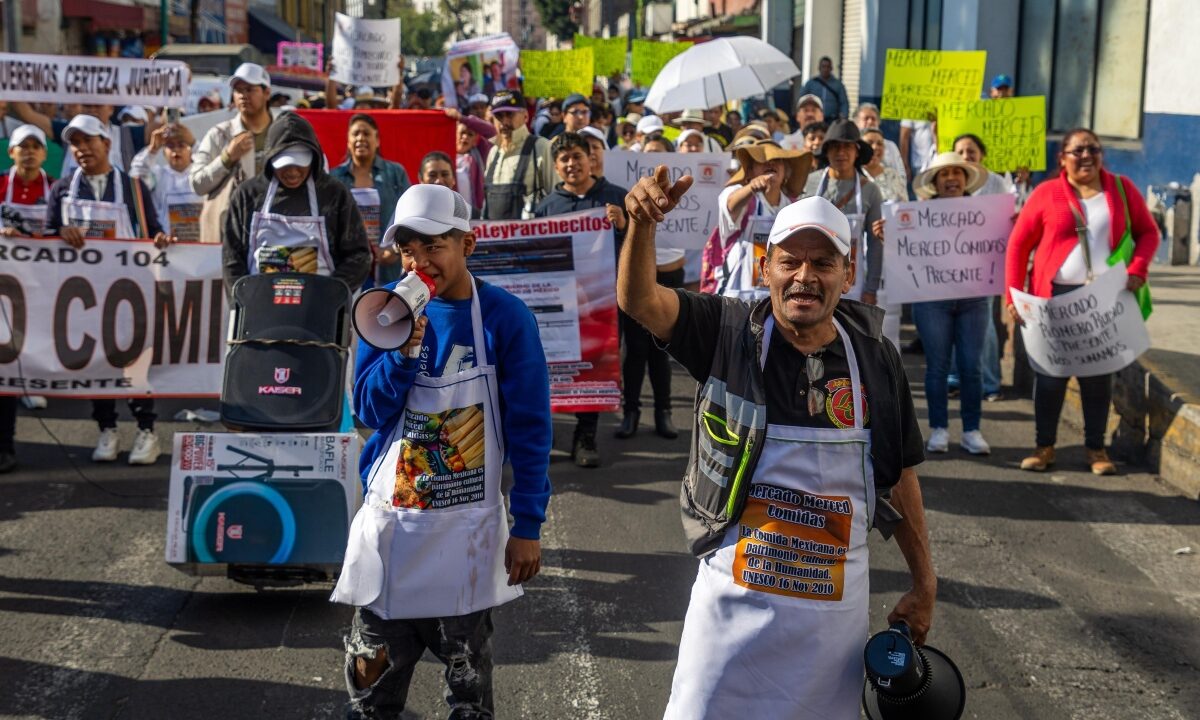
[344,606,495,719]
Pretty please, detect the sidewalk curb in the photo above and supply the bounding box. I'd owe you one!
[1063,354,1200,499]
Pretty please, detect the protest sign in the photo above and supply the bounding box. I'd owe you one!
[523,48,597,100]
[441,34,521,108]
[883,193,1015,304]
[574,35,627,77]
[1012,266,1150,378]
[522,48,595,99]
[277,41,324,72]
[880,49,986,120]
[298,109,455,185]
[0,53,190,107]
[604,150,726,251]
[631,39,691,86]
[470,209,621,414]
[331,13,401,87]
[184,75,232,115]
[0,237,225,398]
[937,96,1047,172]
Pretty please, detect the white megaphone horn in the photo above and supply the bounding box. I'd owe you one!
[352,270,437,355]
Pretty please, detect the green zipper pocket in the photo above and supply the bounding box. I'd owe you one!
[702,412,741,446]
[725,436,754,518]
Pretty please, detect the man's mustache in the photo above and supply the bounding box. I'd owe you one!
[784,282,823,300]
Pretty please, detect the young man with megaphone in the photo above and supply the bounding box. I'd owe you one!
[331,184,553,719]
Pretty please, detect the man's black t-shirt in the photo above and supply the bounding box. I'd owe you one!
[665,290,925,469]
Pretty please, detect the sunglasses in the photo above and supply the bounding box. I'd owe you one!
[1063,145,1103,158]
[802,353,826,416]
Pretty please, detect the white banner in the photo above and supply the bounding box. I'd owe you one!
[1012,266,1150,378]
[331,13,401,87]
[183,75,232,116]
[603,150,727,251]
[469,209,621,413]
[0,53,190,107]
[0,237,225,398]
[883,193,1015,304]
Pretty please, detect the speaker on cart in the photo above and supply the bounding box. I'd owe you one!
[220,273,352,431]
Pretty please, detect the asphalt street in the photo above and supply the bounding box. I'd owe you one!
[0,345,1198,720]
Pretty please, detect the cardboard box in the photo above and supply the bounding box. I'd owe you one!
[166,433,362,573]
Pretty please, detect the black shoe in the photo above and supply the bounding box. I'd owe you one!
[903,338,923,354]
[614,411,640,439]
[0,452,15,474]
[948,386,960,399]
[572,434,600,468]
[654,410,679,439]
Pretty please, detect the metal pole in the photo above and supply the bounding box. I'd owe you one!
[160,0,169,48]
[4,0,22,53]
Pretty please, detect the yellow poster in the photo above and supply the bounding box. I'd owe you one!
[521,48,595,99]
[631,39,691,86]
[937,96,1047,172]
[880,49,987,121]
[574,35,627,77]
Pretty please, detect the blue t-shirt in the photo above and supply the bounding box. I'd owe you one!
[353,279,553,539]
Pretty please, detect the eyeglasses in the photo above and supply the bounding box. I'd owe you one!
[1063,145,1103,158]
[567,108,591,117]
[804,353,826,416]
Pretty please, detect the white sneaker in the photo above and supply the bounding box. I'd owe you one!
[92,429,120,462]
[960,430,992,455]
[925,427,950,453]
[128,429,161,465]
[20,395,47,410]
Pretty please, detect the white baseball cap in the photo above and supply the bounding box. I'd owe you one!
[118,105,148,123]
[271,145,314,169]
[468,93,490,106]
[796,93,824,110]
[9,124,46,148]
[636,115,663,135]
[578,126,608,150]
[62,114,111,143]
[381,184,472,246]
[230,63,271,89]
[767,196,853,256]
[676,128,704,145]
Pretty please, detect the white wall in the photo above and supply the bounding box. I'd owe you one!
[802,0,842,82]
[1144,0,1200,115]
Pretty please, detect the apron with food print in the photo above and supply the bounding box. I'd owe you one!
[163,170,203,242]
[664,316,874,720]
[816,170,867,301]
[330,279,523,619]
[350,187,383,247]
[63,169,136,239]
[248,177,334,275]
[721,193,789,302]
[3,168,51,236]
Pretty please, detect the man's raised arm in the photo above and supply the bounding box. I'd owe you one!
[617,166,694,342]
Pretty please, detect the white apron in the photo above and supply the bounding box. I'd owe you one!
[248,177,334,275]
[350,187,383,248]
[330,280,523,619]
[665,317,874,720]
[817,170,867,302]
[3,168,50,236]
[63,169,135,239]
[720,193,789,302]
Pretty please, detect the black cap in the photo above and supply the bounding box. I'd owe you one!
[490,90,526,113]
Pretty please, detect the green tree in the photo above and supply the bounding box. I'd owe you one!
[386,0,457,56]
[439,0,483,39]
[532,0,578,41]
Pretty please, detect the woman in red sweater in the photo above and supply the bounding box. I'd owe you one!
[1005,128,1159,475]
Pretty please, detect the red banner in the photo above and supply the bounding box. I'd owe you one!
[469,209,621,414]
[296,110,456,184]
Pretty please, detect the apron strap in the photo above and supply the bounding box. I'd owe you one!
[262,177,279,210]
[467,275,487,360]
[306,177,319,216]
[761,315,864,430]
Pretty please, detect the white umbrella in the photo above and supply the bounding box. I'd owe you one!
[643,36,802,114]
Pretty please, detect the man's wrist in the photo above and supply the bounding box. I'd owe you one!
[220,150,234,168]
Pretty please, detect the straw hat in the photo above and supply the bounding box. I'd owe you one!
[671,109,710,128]
[912,152,987,199]
[728,139,813,197]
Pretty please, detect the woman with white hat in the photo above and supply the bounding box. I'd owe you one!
[910,151,992,456]
[703,139,812,298]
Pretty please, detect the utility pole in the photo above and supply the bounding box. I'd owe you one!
[4,0,21,52]
[160,0,169,48]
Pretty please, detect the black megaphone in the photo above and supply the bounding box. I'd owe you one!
[862,621,965,720]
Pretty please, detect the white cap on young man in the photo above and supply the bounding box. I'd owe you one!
[271,145,314,169]
[767,196,853,256]
[230,63,271,89]
[381,184,472,246]
[636,115,663,135]
[9,124,46,148]
[62,115,111,143]
[578,126,608,149]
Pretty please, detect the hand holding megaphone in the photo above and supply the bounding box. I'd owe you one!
[352,270,437,357]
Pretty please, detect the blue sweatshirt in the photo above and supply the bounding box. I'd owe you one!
[354,278,552,540]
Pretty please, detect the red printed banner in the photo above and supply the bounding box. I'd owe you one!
[296,110,457,187]
[470,209,621,414]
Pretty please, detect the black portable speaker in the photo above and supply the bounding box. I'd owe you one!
[220,273,352,431]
